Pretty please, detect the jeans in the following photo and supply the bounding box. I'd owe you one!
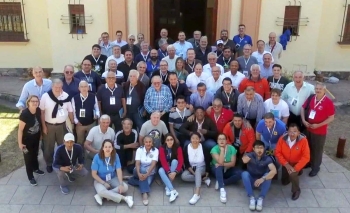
[211,166,242,188]
[126,112,144,132]
[241,171,271,198]
[131,166,155,194]
[158,159,178,190]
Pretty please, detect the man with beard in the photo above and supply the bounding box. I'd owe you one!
[195,36,211,65]
[217,46,234,72]
[216,29,235,52]
[187,30,201,48]
[118,50,137,82]
[146,49,160,77]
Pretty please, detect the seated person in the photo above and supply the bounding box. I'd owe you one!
[115,118,139,174]
[210,133,242,204]
[128,136,159,206]
[206,98,234,133]
[241,140,277,212]
[139,111,169,148]
[264,88,289,124]
[53,133,88,195]
[101,59,124,84]
[181,132,210,205]
[84,115,115,159]
[158,134,184,203]
[189,83,214,111]
[91,139,134,207]
[214,77,240,112]
[275,123,310,201]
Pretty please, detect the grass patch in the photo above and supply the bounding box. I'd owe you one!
[0,105,23,178]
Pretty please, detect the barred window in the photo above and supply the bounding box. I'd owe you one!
[68,4,86,34]
[282,6,301,36]
[0,2,26,42]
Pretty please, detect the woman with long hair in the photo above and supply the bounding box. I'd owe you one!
[210,133,242,203]
[181,132,210,205]
[175,57,189,83]
[158,133,184,202]
[128,136,159,205]
[18,95,45,186]
[91,139,134,207]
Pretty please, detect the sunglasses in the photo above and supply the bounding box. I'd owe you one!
[65,71,74,74]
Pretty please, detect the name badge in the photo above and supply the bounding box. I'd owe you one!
[110,96,115,105]
[58,108,65,117]
[126,97,132,105]
[88,83,92,91]
[106,173,111,181]
[95,65,100,71]
[309,110,316,119]
[79,109,85,118]
[243,70,249,77]
[290,97,298,106]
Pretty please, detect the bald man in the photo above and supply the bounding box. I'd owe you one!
[264,32,283,64]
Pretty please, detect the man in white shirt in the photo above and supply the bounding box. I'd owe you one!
[264,88,289,124]
[222,60,245,89]
[113,30,127,47]
[265,32,283,64]
[205,66,223,95]
[252,40,274,66]
[186,63,210,93]
[203,52,224,76]
[162,45,179,72]
[40,79,74,173]
[105,46,125,71]
[101,59,124,84]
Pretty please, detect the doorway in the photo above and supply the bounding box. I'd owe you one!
[150,0,217,47]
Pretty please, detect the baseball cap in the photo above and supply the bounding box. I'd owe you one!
[64,133,75,142]
[217,40,224,45]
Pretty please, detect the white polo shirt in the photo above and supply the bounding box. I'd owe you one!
[222,71,246,89]
[102,70,124,80]
[264,42,283,64]
[86,125,115,150]
[186,72,210,92]
[203,63,224,76]
[206,76,224,95]
[40,91,73,124]
[162,55,179,72]
[251,51,274,66]
[135,146,159,174]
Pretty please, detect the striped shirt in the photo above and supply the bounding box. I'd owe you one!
[237,93,265,121]
[169,108,192,130]
[144,85,173,113]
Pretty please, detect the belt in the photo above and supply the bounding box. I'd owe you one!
[45,121,65,126]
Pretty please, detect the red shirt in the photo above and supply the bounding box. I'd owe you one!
[208,108,234,133]
[302,95,335,135]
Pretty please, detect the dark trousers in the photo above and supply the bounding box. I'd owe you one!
[126,112,145,132]
[288,112,304,132]
[281,165,300,193]
[305,130,326,173]
[117,149,135,174]
[23,139,40,180]
[109,114,122,132]
[161,112,170,129]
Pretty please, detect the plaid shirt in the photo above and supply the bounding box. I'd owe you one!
[144,85,173,113]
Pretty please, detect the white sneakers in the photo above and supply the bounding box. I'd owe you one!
[219,188,227,203]
[249,196,256,210]
[249,196,263,211]
[124,196,134,208]
[256,197,263,211]
[169,190,179,202]
[215,181,219,190]
[165,187,171,196]
[189,194,200,205]
[94,194,103,205]
[204,178,211,187]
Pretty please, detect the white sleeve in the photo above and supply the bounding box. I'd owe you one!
[71,98,78,124]
[135,148,141,161]
[281,101,290,117]
[132,129,138,143]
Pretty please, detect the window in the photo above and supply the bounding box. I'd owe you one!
[282,6,301,36]
[341,5,350,44]
[68,4,85,34]
[0,2,26,42]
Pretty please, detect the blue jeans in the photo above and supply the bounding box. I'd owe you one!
[131,166,155,194]
[241,171,271,198]
[158,159,178,190]
[211,166,242,188]
[126,112,144,132]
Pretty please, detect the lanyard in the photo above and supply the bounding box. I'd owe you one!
[161,50,167,58]
[139,74,145,82]
[92,54,101,63]
[105,157,110,171]
[198,93,206,106]
[314,95,326,109]
[80,94,88,108]
[223,145,228,162]
[239,36,245,43]
[142,52,150,61]
[196,119,204,129]
[107,85,116,95]
[170,83,179,96]
[214,113,221,123]
[65,147,74,165]
[223,57,231,66]
[244,57,250,69]
[176,71,182,79]
[176,108,186,121]
[128,86,135,96]
[161,73,168,82]
[225,88,233,102]
[267,121,276,146]
[83,71,91,81]
[151,62,158,70]
[272,77,281,85]
[244,99,253,118]
[270,43,276,53]
[187,60,195,72]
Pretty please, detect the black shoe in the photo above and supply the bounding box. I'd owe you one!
[34,170,45,176]
[304,163,311,169]
[65,173,76,182]
[298,170,303,176]
[292,190,301,200]
[309,170,318,177]
[46,166,53,173]
[30,178,37,186]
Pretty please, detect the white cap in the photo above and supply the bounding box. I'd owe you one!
[64,133,75,142]
[217,40,224,45]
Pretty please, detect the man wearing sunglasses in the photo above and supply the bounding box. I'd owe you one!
[121,34,140,56]
[61,65,80,100]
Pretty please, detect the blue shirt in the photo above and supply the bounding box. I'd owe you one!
[16,79,52,108]
[246,152,272,178]
[53,144,84,169]
[232,34,253,48]
[91,154,121,181]
[173,41,193,59]
[62,77,80,100]
[144,85,173,113]
[74,71,102,94]
[256,119,286,150]
[190,92,214,110]
[158,49,168,60]
[146,60,160,76]
[135,52,151,63]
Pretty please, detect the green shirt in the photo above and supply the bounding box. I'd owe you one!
[210,145,237,165]
[175,70,188,82]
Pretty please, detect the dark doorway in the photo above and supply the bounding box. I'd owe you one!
[150,0,217,47]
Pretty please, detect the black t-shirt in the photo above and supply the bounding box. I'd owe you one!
[19,108,41,143]
[267,76,290,91]
[116,130,138,150]
[83,54,108,76]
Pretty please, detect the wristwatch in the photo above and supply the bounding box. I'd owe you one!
[262,176,266,181]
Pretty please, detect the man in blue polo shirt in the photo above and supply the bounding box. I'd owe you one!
[233,24,253,57]
[241,140,277,211]
[96,71,127,132]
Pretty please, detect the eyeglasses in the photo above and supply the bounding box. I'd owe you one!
[129,39,135,41]
[153,82,161,85]
[30,100,39,103]
[65,71,74,74]
[102,36,108,39]
[160,64,167,67]
[138,37,143,39]
[223,83,231,86]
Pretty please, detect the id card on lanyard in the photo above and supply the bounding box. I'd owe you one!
[105,157,112,181]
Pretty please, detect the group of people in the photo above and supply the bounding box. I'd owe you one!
[16,25,335,211]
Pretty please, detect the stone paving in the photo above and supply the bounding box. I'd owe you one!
[1,152,350,213]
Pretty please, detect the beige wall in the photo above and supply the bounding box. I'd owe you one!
[229,0,241,38]
[127,0,138,36]
[0,0,53,68]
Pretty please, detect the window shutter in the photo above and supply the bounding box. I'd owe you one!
[283,6,301,35]
[343,5,350,43]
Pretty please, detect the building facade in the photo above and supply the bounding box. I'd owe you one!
[0,0,350,75]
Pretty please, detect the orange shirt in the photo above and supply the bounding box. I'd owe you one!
[275,134,310,172]
[222,122,255,154]
[238,77,270,100]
